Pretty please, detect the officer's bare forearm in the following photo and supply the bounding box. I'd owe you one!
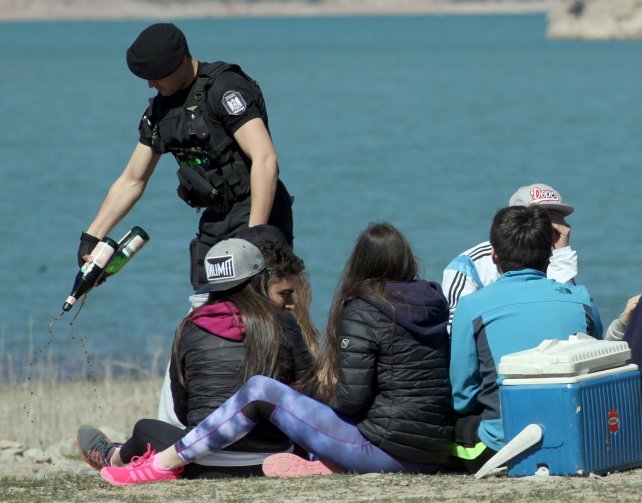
[86,143,159,238]
[248,156,278,227]
[86,176,148,238]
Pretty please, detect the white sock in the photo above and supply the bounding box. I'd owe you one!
[152,454,172,472]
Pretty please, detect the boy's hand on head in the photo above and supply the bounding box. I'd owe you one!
[549,212,570,249]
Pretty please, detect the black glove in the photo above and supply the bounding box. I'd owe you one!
[77,231,100,267]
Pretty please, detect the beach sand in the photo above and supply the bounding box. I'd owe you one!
[4,375,642,502]
[0,0,561,21]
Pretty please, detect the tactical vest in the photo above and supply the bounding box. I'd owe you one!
[140,62,266,211]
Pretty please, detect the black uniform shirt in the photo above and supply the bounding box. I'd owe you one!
[137,62,266,147]
[207,65,266,136]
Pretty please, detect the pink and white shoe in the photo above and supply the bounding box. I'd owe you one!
[262,453,344,478]
[100,444,184,486]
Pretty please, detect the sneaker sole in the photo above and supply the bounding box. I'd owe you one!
[76,440,103,471]
[99,466,183,486]
[262,453,342,477]
[100,468,131,487]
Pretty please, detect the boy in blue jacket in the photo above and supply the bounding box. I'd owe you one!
[449,205,602,473]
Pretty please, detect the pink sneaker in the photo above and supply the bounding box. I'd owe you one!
[262,453,344,478]
[100,444,184,486]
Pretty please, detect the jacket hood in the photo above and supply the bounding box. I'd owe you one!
[360,280,449,338]
[188,301,245,342]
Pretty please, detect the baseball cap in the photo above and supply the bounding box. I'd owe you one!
[126,23,188,80]
[508,183,574,216]
[195,238,266,294]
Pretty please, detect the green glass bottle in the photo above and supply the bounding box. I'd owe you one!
[63,237,119,312]
[104,226,150,277]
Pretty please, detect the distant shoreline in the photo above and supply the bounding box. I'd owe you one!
[0,0,560,22]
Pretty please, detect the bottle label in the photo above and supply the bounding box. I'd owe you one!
[122,235,145,258]
[90,241,116,268]
[65,295,77,306]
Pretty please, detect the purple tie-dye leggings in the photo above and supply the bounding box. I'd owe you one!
[175,375,438,474]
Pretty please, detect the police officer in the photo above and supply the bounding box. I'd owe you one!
[77,23,293,289]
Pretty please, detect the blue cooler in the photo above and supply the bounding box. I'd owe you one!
[498,334,642,476]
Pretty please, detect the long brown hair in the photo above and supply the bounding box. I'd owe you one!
[172,271,282,388]
[313,222,418,401]
[291,275,320,355]
[260,240,320,355]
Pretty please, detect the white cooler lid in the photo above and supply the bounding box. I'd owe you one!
[498,333,631,378]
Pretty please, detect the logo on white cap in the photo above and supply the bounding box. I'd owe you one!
[206,255,235,281]
[528,186,561,205]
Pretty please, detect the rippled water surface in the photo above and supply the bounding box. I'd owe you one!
[1,15,641,376]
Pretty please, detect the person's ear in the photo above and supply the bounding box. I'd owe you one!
[491,248,503,274]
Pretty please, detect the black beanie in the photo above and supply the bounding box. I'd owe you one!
[126,23,188,80]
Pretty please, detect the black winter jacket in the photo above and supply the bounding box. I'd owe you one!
[333,280,454,465]
[170,309,313,453]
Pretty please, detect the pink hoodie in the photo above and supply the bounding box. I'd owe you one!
[188,302,246,341]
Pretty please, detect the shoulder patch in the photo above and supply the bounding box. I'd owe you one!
[222,90,246,115]
[340,338,350,349]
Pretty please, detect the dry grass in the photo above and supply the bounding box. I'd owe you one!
[2,376,163,448]
[4,354,642,501]
[3,465,642,502]
[4,371,642,501]
[0,325,167,449]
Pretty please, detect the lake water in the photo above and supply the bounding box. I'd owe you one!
[1,14,641,379]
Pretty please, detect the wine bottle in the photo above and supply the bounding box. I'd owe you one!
[62,237,118,312]
[104,226,150,277]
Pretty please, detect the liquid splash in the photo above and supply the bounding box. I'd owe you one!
[48,311,64,334]
[70,294,88,325]
[48,293,89,333]
[35,294,102,427]
[24,328,56,425]
[76,333,103,419]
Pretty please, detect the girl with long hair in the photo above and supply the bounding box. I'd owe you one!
[77,238,312,479]
[157,227,318,426]
[260,239,319,355]
[98,223,454,485]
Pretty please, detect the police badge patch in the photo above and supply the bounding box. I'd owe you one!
[222,90,246,116]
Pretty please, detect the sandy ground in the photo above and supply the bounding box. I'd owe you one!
[6,448,642,503]
[4,377,642,502]
[0,377,162,478]
[0,0,561,21]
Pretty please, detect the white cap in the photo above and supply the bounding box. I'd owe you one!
[508,183,574,216]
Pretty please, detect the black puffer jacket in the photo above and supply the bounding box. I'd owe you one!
[333,280,454,465]
[170,307,313,452]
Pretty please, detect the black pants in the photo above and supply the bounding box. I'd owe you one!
[189,179,294,289]
[119,419,263,479]
[451,414,498,475]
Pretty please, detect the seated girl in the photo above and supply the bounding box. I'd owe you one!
[77,238,313,478]
[98,222,455,485]
[157,232,318,427]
